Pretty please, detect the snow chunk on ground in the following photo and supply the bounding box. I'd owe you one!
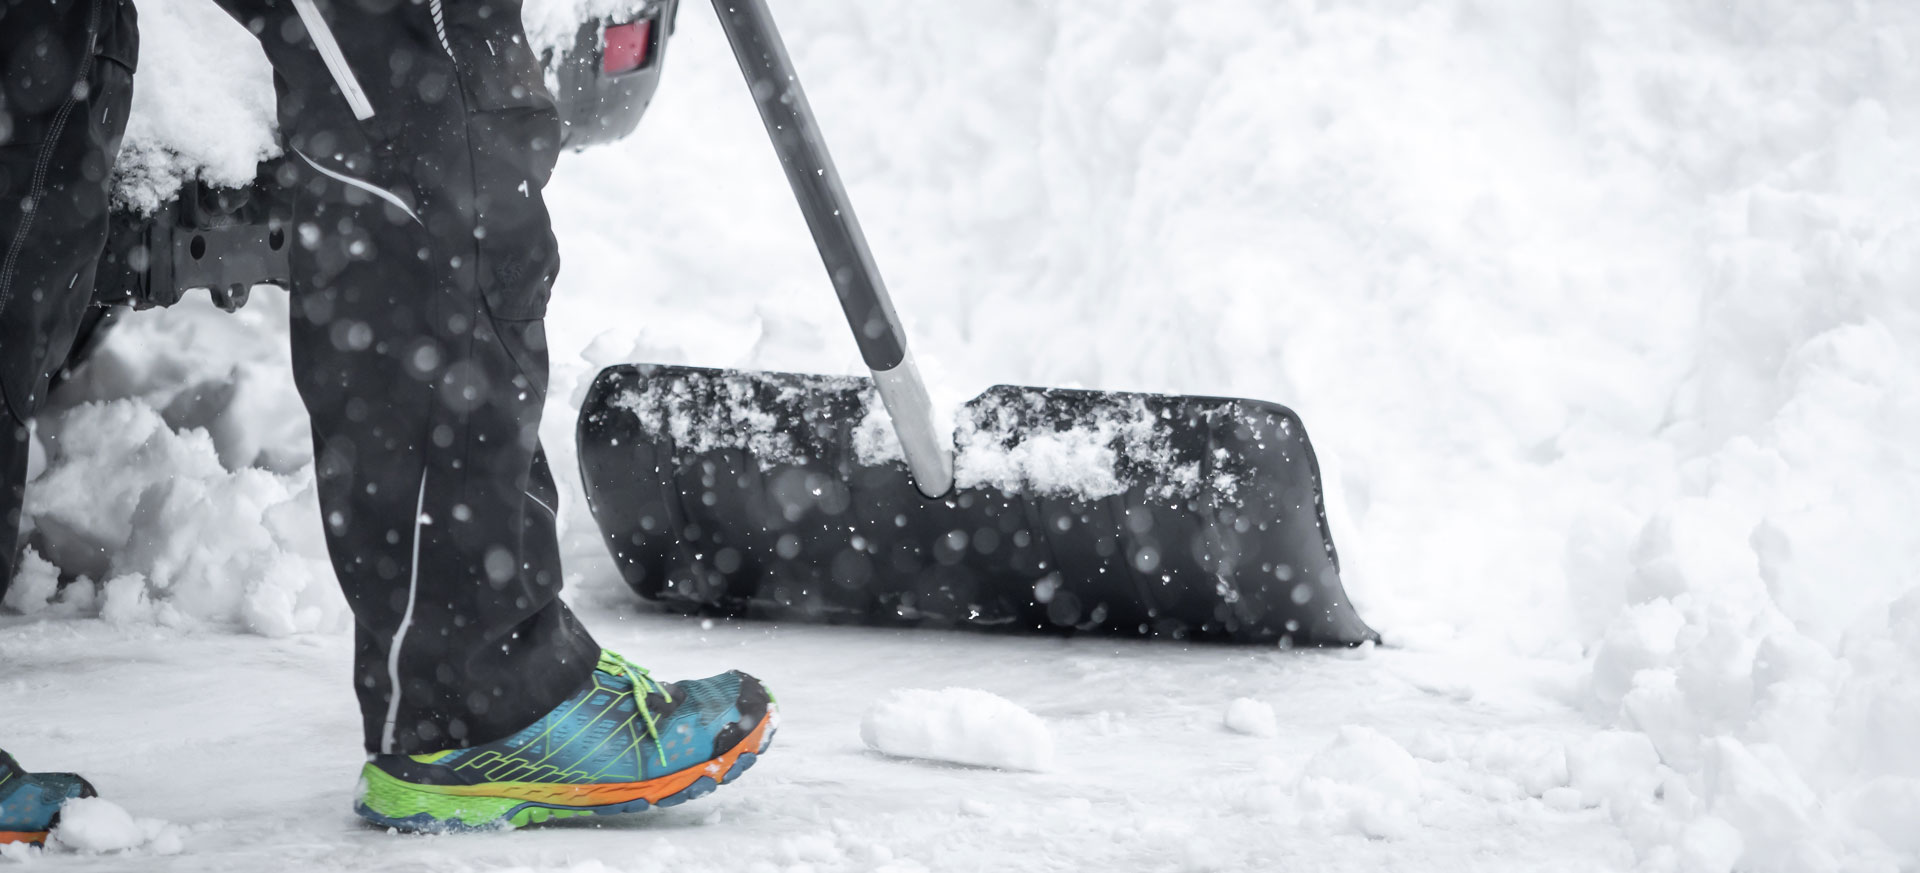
[0,547,59,614]
[49,798,184,855]
[1224,698,1278,737]
[860,688,1054,772]
[1565,730,1663,812]
[1296,726,1425,840]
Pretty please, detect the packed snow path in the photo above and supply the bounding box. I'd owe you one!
[1,613,1635,872]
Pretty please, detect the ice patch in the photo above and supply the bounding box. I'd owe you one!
[48,798,184,856]
[860,688,1054,772]
[1223,698,1278,738]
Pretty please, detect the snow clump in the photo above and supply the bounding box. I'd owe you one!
[1295,726,1425,840]
[1223,698,1278,738]
[860,688,1054,772]
[48,798,184,855]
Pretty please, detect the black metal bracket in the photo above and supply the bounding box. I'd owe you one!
[94,157,293,313]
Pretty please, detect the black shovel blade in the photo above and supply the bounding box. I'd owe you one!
[577,364,1380,646]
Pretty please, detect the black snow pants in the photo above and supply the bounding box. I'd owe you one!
[0,0,599,755]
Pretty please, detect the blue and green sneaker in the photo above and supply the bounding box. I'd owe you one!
[354,650,776,832]
[0,750,96,846]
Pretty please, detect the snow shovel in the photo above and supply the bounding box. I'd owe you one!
[576,0,1380,646]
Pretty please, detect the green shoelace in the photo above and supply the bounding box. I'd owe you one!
[598,650,675,768]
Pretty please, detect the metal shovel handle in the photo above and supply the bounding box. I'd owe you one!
[708,0,954,498]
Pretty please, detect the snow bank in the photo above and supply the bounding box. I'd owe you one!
[860,688,1054,772]
[11,295,345,637]
[48,798,184,856]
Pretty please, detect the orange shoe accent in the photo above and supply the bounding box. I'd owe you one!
[410,705,776,809]
[0,830,48,845]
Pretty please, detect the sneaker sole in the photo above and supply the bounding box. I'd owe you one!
[0,831,48,846]
[354,703,778,833]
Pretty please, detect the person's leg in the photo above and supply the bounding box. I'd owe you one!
[200,2,773,832]
[207,0,597,755]
[0,0,136,597]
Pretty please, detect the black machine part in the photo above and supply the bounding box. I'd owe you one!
[553,0,680,150]
[95,160,294,314]
[87,4,680,315]
[578,364,1382,646]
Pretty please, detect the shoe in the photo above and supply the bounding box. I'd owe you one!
[354,650,776,832]
[0,750,97,846]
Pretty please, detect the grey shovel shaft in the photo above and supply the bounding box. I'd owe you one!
[710,0,954,497]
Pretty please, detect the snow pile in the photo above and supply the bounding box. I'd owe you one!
[0,547,63,615]
[1293,726,1426,840]
[48,797,185,856]
[860,688,1054,772]
[1223,698,1278,738]
[21,399,342,636]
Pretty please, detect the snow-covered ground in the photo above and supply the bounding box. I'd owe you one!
[6,0,1919,870]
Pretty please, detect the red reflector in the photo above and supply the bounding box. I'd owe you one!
[603,20,653,75]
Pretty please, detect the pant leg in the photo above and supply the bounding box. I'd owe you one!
[209,0,598,754]
[0,0,136,595]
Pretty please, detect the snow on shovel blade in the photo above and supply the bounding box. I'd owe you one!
[577,364,1380,646]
